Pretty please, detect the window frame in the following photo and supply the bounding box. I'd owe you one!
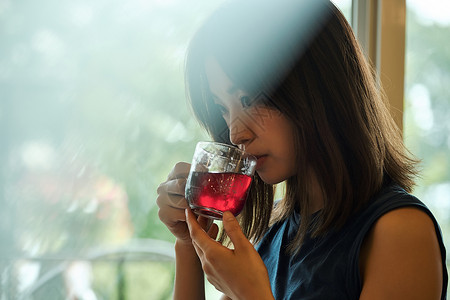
[352,0,406,131]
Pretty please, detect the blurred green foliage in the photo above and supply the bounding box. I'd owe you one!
[403,7,450,284]
[404,10,450,225]
[0,0,218,298]
[0,0,448,298]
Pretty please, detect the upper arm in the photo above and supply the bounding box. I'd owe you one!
[359,207,443,300]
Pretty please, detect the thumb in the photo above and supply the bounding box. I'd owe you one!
[222,211,249,250]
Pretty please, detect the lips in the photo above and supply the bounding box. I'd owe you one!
[246,149,268,169]
[254,155,268,169]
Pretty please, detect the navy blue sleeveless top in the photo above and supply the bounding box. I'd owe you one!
[256,184,448,299]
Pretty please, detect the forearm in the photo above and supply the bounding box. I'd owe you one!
[173,240,205,300]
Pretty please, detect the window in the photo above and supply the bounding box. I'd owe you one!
[332,0,352,20]
[351,0,449,285]
[404,0,450,272]
[2,0,446,299]
[0,1,219,298]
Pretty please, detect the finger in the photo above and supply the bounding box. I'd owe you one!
[156,180,188,208]
[222,211,249,251]
[167,162,191,180]
[157,202,187,224]
[197,216,218,240]
[186,209,215,251]
[191,238,205,259]
[207,223,219,240]
[197,216,214,232]
[156,194,188,213]
[186,208,205,235]
[157,178,187,197]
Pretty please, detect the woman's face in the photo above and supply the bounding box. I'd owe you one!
[204,56,298,184]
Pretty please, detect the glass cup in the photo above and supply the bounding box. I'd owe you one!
[185,142,257,220]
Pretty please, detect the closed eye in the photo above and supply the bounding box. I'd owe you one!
[240,95,252,108]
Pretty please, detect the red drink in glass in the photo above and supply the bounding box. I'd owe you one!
[185,142,257,220]
[186,171,252,219]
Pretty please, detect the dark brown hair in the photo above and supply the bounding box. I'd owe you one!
[185,0,418,253]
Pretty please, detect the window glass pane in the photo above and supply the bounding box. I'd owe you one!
[0,0,364,298]
[404,0,450,271]
[0,0,222,298]
[332,0,352,22]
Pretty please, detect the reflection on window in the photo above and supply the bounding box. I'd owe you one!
[404,0,450,270]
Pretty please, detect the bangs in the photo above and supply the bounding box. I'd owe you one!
[185,0,331,141]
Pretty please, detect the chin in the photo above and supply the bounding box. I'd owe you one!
[256,171,285,185]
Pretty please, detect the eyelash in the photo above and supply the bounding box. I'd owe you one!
[240,95,252,108]
[213,95,254,116]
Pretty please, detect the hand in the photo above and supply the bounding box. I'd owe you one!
[157,162,219,245]
[186,209,274,300]
[156,162,193,244]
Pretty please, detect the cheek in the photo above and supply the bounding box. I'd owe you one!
[276,119,298,169]
[247,106,283,130]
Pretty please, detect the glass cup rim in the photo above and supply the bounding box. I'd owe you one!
[196,141,256,161]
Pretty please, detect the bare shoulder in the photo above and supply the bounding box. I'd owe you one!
[359,207,443,300]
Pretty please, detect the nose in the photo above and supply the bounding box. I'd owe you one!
[229,116,254,147]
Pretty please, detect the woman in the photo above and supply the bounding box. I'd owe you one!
[156,0,448,299]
